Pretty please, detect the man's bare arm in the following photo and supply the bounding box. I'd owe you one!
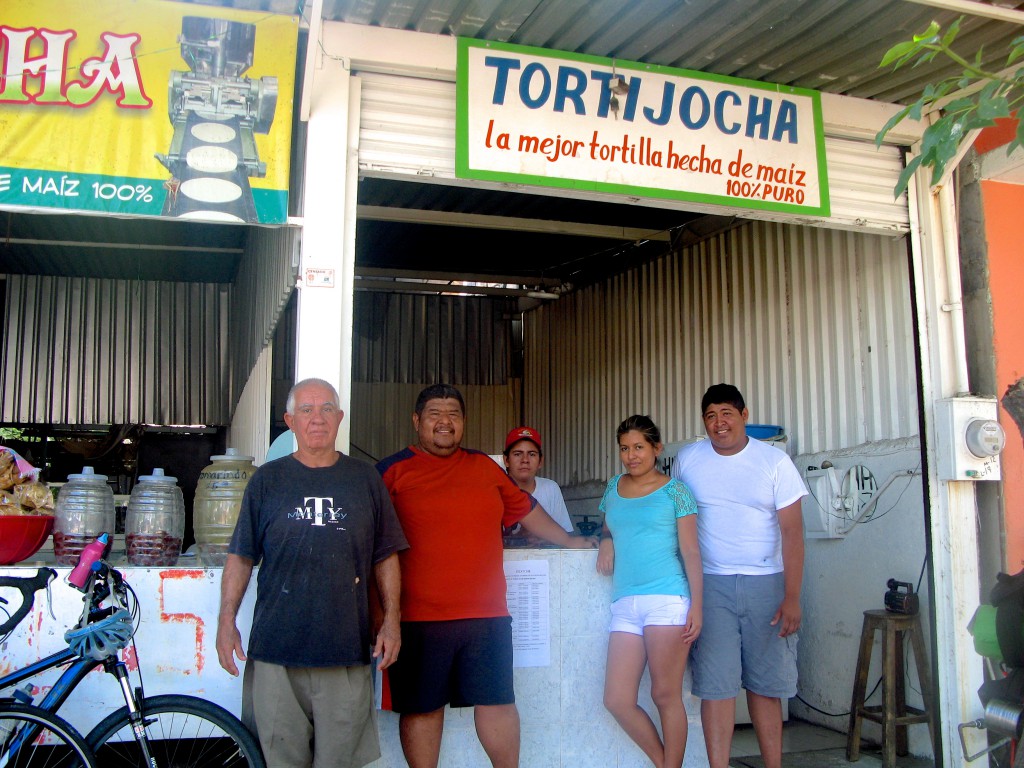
[372,553,401,670]
[521,503,597,548]
[216,553,254,676]
[773,500,805,637]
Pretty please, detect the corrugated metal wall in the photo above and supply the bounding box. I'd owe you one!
[227,343,273,463]
[228,226,300,417]
[350,382,518,464]
[0,225,298,428]
[355,72,909,234]
[353,292,513,384]
[524,220,918,487]
[0,275,229,425]
[348,291,518,462]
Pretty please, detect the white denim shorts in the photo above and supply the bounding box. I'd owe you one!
[609,594,691,636]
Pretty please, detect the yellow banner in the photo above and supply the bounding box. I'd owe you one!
[0,0,298,223]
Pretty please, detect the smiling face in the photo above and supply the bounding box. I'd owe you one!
[413,397,465,458]
[618,429,663,478]
[702,402,750,456]
[504,439,543,486]
[283,382,343,454]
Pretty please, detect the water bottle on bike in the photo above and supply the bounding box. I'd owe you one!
[67,532,109,590]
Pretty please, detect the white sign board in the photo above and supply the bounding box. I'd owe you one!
[457,39,830,217]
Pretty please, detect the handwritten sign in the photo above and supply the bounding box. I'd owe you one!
[457,39,829,217]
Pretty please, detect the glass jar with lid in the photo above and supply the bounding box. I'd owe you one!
[193,449,256,566]
[125,468,185,566]
[53,467,116,566]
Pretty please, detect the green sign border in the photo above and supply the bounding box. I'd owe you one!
[456,38,831,218]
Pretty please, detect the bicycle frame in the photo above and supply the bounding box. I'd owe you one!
[0,566,156,765]
[1,647,153,725]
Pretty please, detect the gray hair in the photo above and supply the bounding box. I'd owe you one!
[286,378,341,415]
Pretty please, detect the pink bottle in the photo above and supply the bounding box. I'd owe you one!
[68,533,109,590]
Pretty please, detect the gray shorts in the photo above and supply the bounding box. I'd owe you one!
[691,573,798,700]
[246,660,380,768]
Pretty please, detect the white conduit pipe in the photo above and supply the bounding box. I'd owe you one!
[937,181,971,395]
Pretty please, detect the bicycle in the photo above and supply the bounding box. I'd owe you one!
[0,535,265,768]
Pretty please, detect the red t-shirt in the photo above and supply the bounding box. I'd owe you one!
[377,446,534,621]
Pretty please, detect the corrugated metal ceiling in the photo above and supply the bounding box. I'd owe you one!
[0,212,245,283]
[310,0,1024,103]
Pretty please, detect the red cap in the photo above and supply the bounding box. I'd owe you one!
[504,426,542,452]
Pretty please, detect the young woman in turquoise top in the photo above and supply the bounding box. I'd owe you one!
[597,415,702,768]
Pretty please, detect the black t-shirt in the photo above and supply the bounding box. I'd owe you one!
[229,453,408,667]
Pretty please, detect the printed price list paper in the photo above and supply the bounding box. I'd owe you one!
[504,559,550,667]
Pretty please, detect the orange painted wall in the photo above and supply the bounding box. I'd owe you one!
[982,178,1024,569]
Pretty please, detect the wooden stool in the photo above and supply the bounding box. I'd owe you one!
[846,609,935,767]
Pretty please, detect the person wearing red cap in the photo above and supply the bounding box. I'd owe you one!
[503,426,574,537]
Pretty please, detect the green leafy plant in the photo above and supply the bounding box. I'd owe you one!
[876,17,1024,197]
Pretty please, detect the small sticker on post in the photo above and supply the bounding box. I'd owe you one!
[305,268,335,287]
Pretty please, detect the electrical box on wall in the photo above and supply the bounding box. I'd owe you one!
[934,397,1005,481]
[803,467,849,539]
[802,463,880,539]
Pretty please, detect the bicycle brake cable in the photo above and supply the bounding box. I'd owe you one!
[44,570,56,623]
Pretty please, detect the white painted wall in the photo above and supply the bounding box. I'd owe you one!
[792,437,932,757]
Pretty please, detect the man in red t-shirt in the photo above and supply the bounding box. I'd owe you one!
[377,384,596,768]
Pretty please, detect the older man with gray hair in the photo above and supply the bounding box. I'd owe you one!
[217,377,408,768]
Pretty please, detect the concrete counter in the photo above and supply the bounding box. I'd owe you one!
[2,550,708,767]
[373,548,708,767]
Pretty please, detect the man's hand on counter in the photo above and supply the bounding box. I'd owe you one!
[565,535,599,549]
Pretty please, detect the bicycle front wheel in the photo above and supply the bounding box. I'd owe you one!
[86,694,264,768]
[0,702,96,767]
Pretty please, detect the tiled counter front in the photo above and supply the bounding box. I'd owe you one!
[373,548,708,767]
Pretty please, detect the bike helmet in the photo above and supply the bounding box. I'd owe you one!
[64,610,135,660]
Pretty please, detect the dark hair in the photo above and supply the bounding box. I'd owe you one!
[701,383,745,414]
[414,384,466,416]
[616,415,662,447]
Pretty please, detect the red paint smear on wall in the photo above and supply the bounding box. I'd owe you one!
[121,643,139,672]
[982,179,1024,569]
[158,569,206,674]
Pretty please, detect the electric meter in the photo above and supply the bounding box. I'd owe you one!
[965,418,1006,459]
[934,397,1004,481]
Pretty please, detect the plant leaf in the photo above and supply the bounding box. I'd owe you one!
[876,103,914,145]
[940,17,962,49]
[881,40,924,69]
[913,21,942,45]
[977,97,1010,121]
[894,154,924,199]
[1010,43,1024,66]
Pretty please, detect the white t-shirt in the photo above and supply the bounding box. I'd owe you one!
[672,437,806,575]
[531,476,575,533]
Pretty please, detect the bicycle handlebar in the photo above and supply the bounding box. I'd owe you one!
[0,567,56,635]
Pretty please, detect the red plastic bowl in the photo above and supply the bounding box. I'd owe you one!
[0,515,54,565]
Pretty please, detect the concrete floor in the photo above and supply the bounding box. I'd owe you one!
[728,719,935,768]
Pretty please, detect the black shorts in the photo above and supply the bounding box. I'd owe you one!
[388,617,515,713]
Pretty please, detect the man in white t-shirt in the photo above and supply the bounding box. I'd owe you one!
[503,426,575,541]
[672,384,807,768]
